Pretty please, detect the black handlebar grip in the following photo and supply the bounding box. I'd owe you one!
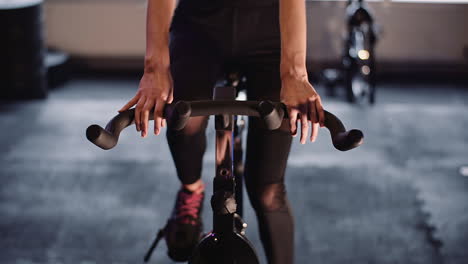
[330,129,364,151]
[323,111,364,151]
[86,124,116,150]
[86,109,136,150]
[86,124,113,149]
[85,101,191,150]
[258,101,285,130]
[167,101,192,131]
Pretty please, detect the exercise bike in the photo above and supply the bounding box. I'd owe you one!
[323,0,378,104]
[86,70,364,263]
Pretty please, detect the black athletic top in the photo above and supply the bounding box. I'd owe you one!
[179,0,279,8]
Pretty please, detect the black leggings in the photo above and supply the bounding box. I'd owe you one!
[166,2,294,263]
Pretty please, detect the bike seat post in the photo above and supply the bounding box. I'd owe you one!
[213,85,236,100]
[213,84,236,132]
[211,84,238,234]
[215,70,247,218]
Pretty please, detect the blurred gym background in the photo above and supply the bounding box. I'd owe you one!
[1,0,468,263]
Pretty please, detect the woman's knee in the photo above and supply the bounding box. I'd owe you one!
[166,116,209,140]
[251,183,289,212]
[248,116,291,134]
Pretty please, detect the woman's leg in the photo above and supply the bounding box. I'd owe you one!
[244,120,294,264]
[233,3,294,262]
[163,25,222,261]
[166,3,231,187]
[166,24,222,187]
[243,62,295,264]
[166,116,209,187]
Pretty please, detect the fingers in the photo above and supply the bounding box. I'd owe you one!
[308,100,318,142]
[316,96,325,127]
[300,105,309,144]
[282,78,325,144]
[134,97,167,137]
[134,96,146,132]
[119,95,139,113]
[154,100,165,135]
[141,99,154,137]
[289,107,299,137]
[290,97,324,144]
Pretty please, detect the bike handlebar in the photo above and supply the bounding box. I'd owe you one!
[86,100,364,151]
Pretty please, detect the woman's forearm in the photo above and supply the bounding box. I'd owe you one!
[279,0,308,78]
[144,0,177,73]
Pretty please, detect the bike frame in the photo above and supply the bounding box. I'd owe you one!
[188,84,260,264]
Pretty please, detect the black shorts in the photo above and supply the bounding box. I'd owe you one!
[169,0,281,102]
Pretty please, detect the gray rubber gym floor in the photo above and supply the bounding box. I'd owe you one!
[1,77,467,264]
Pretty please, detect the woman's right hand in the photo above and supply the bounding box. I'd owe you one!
[118,67,174,138]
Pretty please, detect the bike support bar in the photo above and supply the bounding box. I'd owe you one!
[86,100,364,151]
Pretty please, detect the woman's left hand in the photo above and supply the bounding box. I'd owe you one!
[280,73,325,144]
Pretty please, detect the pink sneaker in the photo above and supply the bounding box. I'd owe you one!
[164,187,205,262]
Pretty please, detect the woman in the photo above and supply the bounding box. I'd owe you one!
[119,0,325,263]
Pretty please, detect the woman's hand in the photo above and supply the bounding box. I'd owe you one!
[118,67,174,137]
[280,72,325,144]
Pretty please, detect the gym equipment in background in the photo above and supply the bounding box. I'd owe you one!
[0,0,47,99]
[322,0,379,104]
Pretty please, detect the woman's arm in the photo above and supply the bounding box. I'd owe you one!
[119,0,177,137]
[279,0,325,144]
[144,0,176,73]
